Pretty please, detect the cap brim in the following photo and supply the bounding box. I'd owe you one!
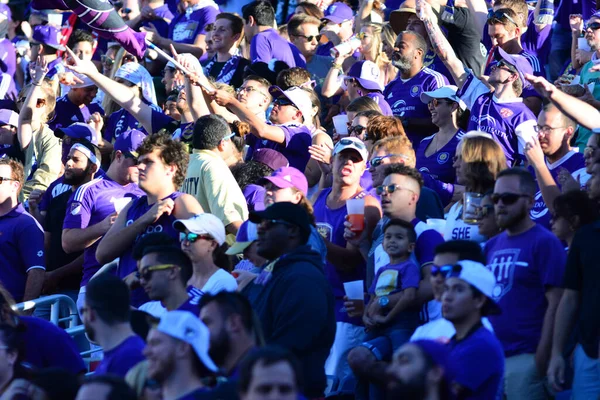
[225,241,253,255]
[259,175,296,190]
[249,209,271,224]
[354,77,382,91]
[390,9,415,35]
[322,15,345,24]
[173,219,205,234]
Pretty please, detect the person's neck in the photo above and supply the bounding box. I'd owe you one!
[162,285,191,311]
[181,110,194,124]
[0,197,17,217]
[257,25,272,33]
[216,49,233,62]
[363,52,375,62]
[0,370,14,395]
[71,174,95,191]
[161,363,204,400]
[386,211,416,224]
[546,145,571,165]
[96,323,135,352]
[105,166,129,186]
[223,337,256,373]
[501,40,523,55]
[452,312,482,341]
[400,64,422,80]
[506,217,535,236]
[43,53,58,63]
[566,235,574,248]
[67,92,84,107]
[436,119,458,137]
[491,83,518,100]
[147,187,176,205]
[331,183,361,203]
[188,260,220,288]
[303,52,313,63]
[389,254,410,264]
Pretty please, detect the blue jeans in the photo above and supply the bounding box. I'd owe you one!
[572,344,600,399]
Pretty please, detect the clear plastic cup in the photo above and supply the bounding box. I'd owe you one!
[343,280,364,300]
[463,192,483,224]
[346,198,365,233]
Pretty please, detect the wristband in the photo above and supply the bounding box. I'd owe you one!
[332,63,343,70]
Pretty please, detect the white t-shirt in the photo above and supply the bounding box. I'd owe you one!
[410,316,494,342]
[443,203,486,243]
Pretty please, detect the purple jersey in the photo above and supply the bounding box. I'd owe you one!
[522,11,552,66]
[384,68,449,144]
[458,71,537,166]
[313,188,366,325]
[250,28,307,68]
[169,5,219,44]
[366,92,393,116]
[529,151,590,229]
[45,58,66,81]
[0,204,45,302]
[48,95,105,132]
[416,129,464,184]
[103,100,161,142]
[95,335,146,378]
[484,224,566,356]
[118,192,183,307]
[141,4,174,38]
[62,176,144,287]
[251,123,312,171]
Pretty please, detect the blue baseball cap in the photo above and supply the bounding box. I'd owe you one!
[493,47,533,89]
[114,129,146,156]
[323,2,354,24]
[54,122,98,145]
[31,25,65,51]
[225,220,259,255]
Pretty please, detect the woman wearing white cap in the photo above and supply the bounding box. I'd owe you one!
[174,213,238,304]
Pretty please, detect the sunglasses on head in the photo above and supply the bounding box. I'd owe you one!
[487,10,518,26]
[369,154,408,168]
[431,264,453,277]
[490,192,530,205]
[338,138,366,149]
[179,232,214,243]
[375,184,414,196]
[136,264,177,281]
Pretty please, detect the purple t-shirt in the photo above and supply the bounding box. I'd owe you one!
[39,176,71,212]
[95,335,146,378]
[383,68,449,145]
[62,176,144,287]
[366,92,393,116]
[458,71,537,166]
[250,28,307,68]
[169,5,219,44]
[20,316,86,374]
[416,129,463,184]
[251,123,312,171]
[522,11,552,66]
[529,151,590,229]
[0,204,45,302]
[313,188,366,325]
[118,192,183,307]
[48,95,105,132]
[484,224,566,356]
[104,101,161,142]
[141,4,174,38]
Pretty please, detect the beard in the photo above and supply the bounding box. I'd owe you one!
[208,327,231,367]
[64,163,93,185]
[386,373,428,400]
[391,51,414,74]
[495,204,529,229]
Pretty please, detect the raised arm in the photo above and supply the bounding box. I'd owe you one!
[18,56,47,151]
[463,0,488,41]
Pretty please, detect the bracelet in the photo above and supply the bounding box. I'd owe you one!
[332,63,342,70]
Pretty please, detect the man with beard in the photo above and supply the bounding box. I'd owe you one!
[62,129,145,313]
[484,168,565,399]
[199,291,258,378]
[383,31,449,145]
[82,273,145,378]
[420,3,537,167]
[143,311,219,400]
[386,339,454,400]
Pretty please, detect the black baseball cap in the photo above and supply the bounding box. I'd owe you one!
[249,202,311,238]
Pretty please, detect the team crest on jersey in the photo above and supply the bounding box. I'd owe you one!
[437,152,450,164]
[487,248,523,300]
[70,202,81,216]
[529,191,547,220]
[410,86,420,97]
[500,108,514,118]
[316,222,333,241]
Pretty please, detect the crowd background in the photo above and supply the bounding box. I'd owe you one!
[0,0,599,399]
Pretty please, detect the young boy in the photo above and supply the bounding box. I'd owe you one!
[347,218,422,398]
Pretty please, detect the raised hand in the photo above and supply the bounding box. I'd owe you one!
[569,14,583,33]
[525,134,545,168]
[525,73,557,99]
[64,46,99,77]
[31,55,48,83]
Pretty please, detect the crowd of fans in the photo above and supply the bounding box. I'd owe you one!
[0,0,599,399]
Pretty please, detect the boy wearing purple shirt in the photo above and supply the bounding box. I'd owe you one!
[48,76,104,132]
[484,168,565,398]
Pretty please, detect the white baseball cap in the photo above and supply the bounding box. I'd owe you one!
[333,137,369,161]
[0,109,19,128]
[343,60,383,92]
[173,213,227,245]
[269,86,314,127]
[420,85,466,110]
[157,311,218,372]
[446,260,502,315]
[70,72,96,89]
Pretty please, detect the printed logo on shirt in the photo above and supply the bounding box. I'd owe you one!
[70,202,82,215]
[71,115,79,122]
[410,85,421,97]
[437,152,450,164]
[391,99,406,108]
[486,248,528,301]
[500,108,514,118]
[375,269,400,296]
[529,191,547,220]
[173,20,199,41]
[37,251,44,257]
[316,222,333,241]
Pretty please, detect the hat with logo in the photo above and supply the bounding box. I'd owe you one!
[251,148,289,171]
[31,25,65,51]
[269,86,314,125]
[390,2,417,34]
[493,47,533,89]
[0,109,18,128]
[157,311,218,372]
[333,137,369,161]
[345,60,382,92]
[420,85,466,110]
[249,202,312,239]
[258,166,308,196]
[173,213,227,246]
[446,260,502,315]
[225,220,259,255]
[323,2,354,24]
[114,129,146,157]
[54,122,99,144]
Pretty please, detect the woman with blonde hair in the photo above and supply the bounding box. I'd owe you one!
[443,132,507,243]
[357,22,397,88]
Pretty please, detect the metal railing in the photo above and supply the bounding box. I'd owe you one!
[14,294,80,328]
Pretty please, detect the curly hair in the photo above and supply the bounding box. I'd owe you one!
[367,115,406,142]
[232,161,275,190]
[230,121,250,154]
[137,133,189,188]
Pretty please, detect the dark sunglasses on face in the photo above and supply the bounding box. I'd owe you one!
[493,60,517,74]
[349,125,367,137]
[431,264,453,277]
[487,10,518,26]
[294,34,322,42]
[136,264,177,281]
[491,192,530,205]
[477,204,495,218]
[445,263,464,278]
[274,98,298,109]
[101,55,115,66]
[179,232,214,243]
[376,184,414,196]
[586,22,600,31]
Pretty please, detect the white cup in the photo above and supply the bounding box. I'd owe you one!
[578,37,592,52]
[333,115,349,136]
[343,280,364,300]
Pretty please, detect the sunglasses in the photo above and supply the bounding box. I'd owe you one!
[369,154,408,168]
[258,219,297,230]
[445,263,464,278]
[344,77,358,87]
[490,192,531,205]
[274,98,298,109]
[349,125,367,137]
[586,22,600,31]
[0,177,16,184]
[294,33,322,42]
[101,54,115,66]
[179,232,214,243]
[136,264,178,281]
[428,98,453,108]
[338,138,367,150]
[431,264,453,277]
[376,184,414,196]
[487,10,518,26]
[236,86,268,98]
[493,60,517,74]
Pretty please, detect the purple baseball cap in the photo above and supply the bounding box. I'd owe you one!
[493,47,533,88]
[31,25,65,51]
[259,166,308,196]
[54,122,98,144]
[0,109,18,128]
[225,220,259,255]
[323,2,354,24]
[345,60,382,92]
[251,148,289,171]
[0,4,11,21]
[114,129,146,156]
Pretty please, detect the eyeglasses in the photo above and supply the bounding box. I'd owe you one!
[357,32,371,40]
[376,184,415,196]
[101,55,115,66]
[222,132,236,141]
[123,54,136,63]
[338,138,367,150]
[236,86,268,99]
[444,263,464,278]
[0,177,16,184]
[369,154,409,167]
[431,264,453,277]
[487,10,518,26]
[585,22,600,31]
[179,232,214,243]
[428,98,453,108]
[258,219,296,230]
[344,77,358,87]
[534,125,567,135]
[492,60,517,74]
[273,98,298,109]
[491,192,531,205]
[293,33,322,42]
[136,264,178,281]
[349,125,367,137]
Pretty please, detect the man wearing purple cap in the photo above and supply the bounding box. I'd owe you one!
[48,75,104,132]
[62,129,145,312]
[421,3,537,167]
[30,25,67,83]
[242,1,306,68]
[317,2,355,58]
